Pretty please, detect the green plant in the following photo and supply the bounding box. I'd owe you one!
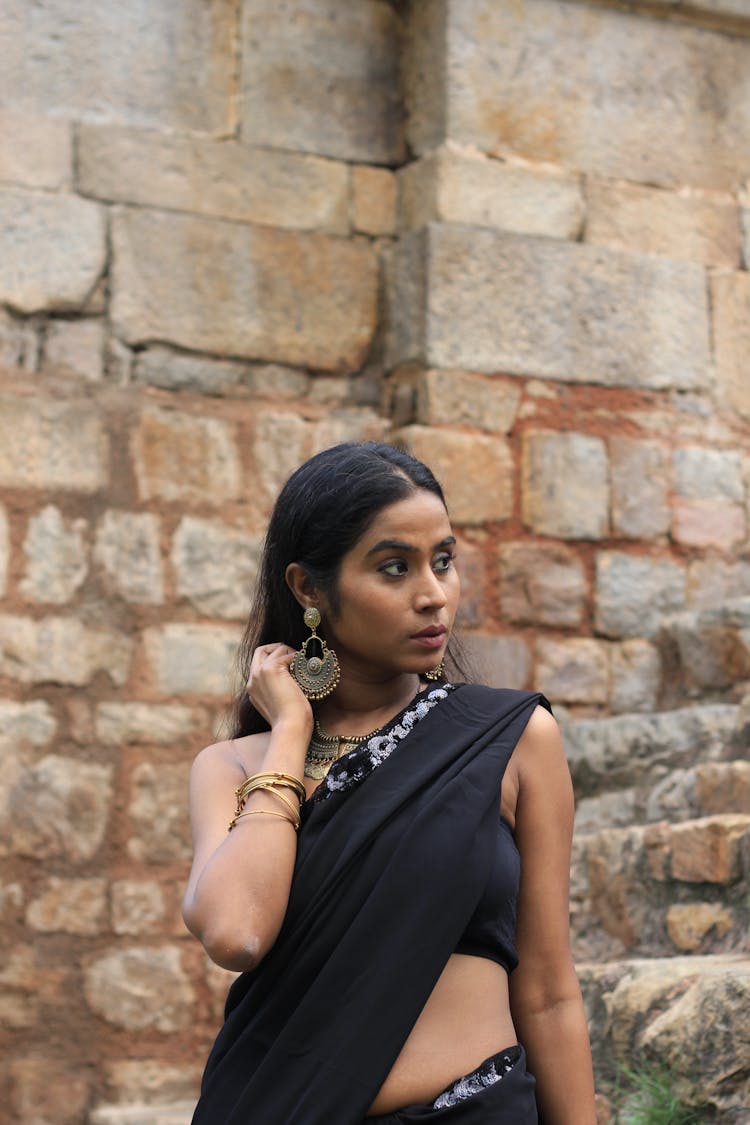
[616,1064,710,1125]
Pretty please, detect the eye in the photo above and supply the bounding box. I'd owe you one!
[433,551,455,573]
[379,558,408,577]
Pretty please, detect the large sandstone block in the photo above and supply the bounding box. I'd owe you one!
[0,395,109,492]
[712,271,750,423]
[241,0,403,163]
[407,0,750,190]
[398,146,584,239]
[77,127,349,233]
[0,0,235,132]
[386,224,710,389]
[0,188,106,313]
[112,209,377,372]
[522,431,609,539]
[0,110,71,189]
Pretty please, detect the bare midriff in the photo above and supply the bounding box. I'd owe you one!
[365,953,517,1116]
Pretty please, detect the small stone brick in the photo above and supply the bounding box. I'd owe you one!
[586,179,741,267]
[102,1059,202,1108]
[688,557,750,611]
[20,505,89,604]
[352,165,397,236]
[9,1058,90,1125]
[522,431,609,539]
[0,503,7,597]
[396,425,513,525]
[43,318,105,381]
[462,633,532,691]
[535,637,609,705]
[95,703,198,746]
[94,510,164,605]
[78,126,349,234]
[0,700,56,748]
[610,639,661,714]
[672,499,746,550]
[83,946,195,1031]
[0,110,72,190]
[670,816,750,883]
[498,542,587,627]
[674,445,745,502]
[0,614,132,686]
[595,552,686,638]
[134,346,309,398]
[453,534,488,630]
[143,623,241,696]
[127,761,192,864]
[663,602,750,691]
[413,369,521,435]
[695,761,750,816]
[26,877,107,935]
[712,271,750,423]
[0,187,106,313]
[665,903,734,953]
[0,394,109,492]
[610,437,670,539]
[172,516,262,620]
[111,880,166,936]
[131,406,242,506]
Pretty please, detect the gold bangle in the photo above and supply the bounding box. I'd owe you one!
[263,786,302,824]
[228,808,298,832]
[235,771,305,810]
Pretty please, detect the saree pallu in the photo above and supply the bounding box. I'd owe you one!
[192,684,549,1125]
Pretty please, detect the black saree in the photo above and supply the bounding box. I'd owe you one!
[192,683,550,1125]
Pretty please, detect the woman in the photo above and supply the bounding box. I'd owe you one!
[183,442,597,1124]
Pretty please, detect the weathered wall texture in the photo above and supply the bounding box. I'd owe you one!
[0,0,749,1120]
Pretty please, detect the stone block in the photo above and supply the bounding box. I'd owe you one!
[610,639,661,714]
[95,703,198,746]
[0,752,113,862]
[535,638,609,705]
[461,633,532,691]
[9,1058,90,1125]
[308,409,386,455]
[408,368,521,434]
[127,762,192,863]
[112,209,377,373]
[672,445,747,548]
[0,394,109,492]
[83,946,194,1032]
[241,0,403,163]
[111,881,166,936]
[663,600,750,691]
[94,511,164,605]
[396,426,513,525]
[409,0,750,190]
[43,318,105,380]
[0,0,235,133]
[688,558,750,610]
[172,516,262,619]
[20,505,89,603]
[586,179,741,267]
[670,816,750,883]
[77,126,349,233]
[672,499,747,550]
[610,437,670,539]
[0,700,56,749]
[522,431,609,539]
[248,411,313,511]
[133,347,309,398]
[131,406,242,506]
[595,552,686,638]
[0,614,132,686]
[0,110,71,190]
[143,623,241,696]
[26,876,107,935]
[102,1060,202,1108]
[352,166,397,236]
[712,271,750,422]
[452,534,488,630]
[0,187,106,313]
[386,224,710,389]
[398,146,584,239]
[696,761,750,816]
[498,542,587,627]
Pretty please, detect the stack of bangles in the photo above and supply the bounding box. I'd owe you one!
[227,771,306,832]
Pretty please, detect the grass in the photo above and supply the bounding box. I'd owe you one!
[615,1064,712,1125]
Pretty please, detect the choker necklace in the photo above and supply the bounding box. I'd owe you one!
[304,686,424,780]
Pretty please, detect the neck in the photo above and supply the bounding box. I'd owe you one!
[314,671,422,736]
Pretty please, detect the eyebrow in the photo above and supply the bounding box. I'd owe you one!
[365,536,456,558]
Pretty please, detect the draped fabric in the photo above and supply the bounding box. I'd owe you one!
[192,684,549,1125]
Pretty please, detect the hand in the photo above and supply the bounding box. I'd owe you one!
[246,643,313,734]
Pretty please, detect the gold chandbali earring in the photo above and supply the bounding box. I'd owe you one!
[289,607,340,701]
[424,657,445,681]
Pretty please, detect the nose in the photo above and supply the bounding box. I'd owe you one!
[414,566,448,612]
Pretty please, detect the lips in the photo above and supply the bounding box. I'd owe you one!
[410,625,447,649]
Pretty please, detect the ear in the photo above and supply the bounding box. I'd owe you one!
[285,562,318,610]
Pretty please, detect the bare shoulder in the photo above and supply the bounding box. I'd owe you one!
[516,703,564,764]
[191,732,271,783]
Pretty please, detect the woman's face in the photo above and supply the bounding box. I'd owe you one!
[320,489,461,681]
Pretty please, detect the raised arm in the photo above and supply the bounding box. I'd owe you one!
[509,705,597,1125]
[182,643,313,972]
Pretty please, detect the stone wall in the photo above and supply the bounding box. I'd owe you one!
[0,0,749,1120]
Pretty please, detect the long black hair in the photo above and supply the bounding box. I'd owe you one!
[231,441,463,737]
